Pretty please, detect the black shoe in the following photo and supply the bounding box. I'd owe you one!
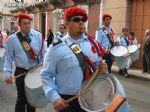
[124,73,129,78]
[119,69,123,75]
[142,71,147,73]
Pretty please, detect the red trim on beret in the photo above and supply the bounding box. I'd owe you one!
[18,13,32,20]
[103,13,112,20]
[64,7,88,21]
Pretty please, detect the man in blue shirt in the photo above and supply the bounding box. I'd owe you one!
[40,7,107,112]
[95,13,115,73]
[116,28,130,77]
[54,24,67,41]
[4,13,45,112]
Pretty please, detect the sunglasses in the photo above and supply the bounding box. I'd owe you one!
[69,17,87,23]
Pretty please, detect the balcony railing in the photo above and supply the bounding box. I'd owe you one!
[72,0,101,4]
[48,0,65,4]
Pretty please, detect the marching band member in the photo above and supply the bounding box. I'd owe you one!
[40,7,107,112]
[129,32,138,45]
[54,24,67,40]
[0,30,5,72]
[95,13,115,73]
[116,28,130,77]
[4,13,46,112]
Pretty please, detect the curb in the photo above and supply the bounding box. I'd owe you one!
[112,66,150,80]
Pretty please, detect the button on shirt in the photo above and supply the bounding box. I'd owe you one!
[40,33,101,103]
[4,29,46,77]
[95,27,114,49]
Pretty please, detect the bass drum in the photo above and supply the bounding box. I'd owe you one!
[110,46,131,69]
[128,45,139,62]
[24,66,49,108]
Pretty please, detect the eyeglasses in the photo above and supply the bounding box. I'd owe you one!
[69,17,87,23]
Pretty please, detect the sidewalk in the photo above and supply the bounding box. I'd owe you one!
[112,65,150,80]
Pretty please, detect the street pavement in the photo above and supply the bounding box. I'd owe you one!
[0,69,150,112]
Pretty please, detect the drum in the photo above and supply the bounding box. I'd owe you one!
[110,46,131,69]
[0,48,5,58]
[110,46,128,57]
[128,45,138,53]
[128,45,139,62]
[78,73,128,112]
[24,66,49,108]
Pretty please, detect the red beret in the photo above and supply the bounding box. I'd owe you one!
[103,13,112,20]
[64,7,88,21]
[18,13,32,20]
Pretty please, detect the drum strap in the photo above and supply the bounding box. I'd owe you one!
[124,37,129,46]
[16,32,43,63]
[87,35,105,57]
[101,27,115,48]
[69,43,95,80]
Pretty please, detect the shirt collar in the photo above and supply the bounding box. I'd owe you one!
[63,33,88,46]
[20,29,34,37]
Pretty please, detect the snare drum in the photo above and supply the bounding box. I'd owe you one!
[25,66,49,108]
[128,45,139,62]
[110,46,131,69]
[78,73,130,112]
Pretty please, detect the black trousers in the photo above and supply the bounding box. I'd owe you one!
[59,94,86,112]
[102,53,113,73]
[14,67,36,112]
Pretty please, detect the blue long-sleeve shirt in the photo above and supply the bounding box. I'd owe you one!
[4,29,46,77]
[117,35,129,47]
[40,33,101,103]
[95,26,114,50]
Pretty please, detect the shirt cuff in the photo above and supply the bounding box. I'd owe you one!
[48,90,61,103]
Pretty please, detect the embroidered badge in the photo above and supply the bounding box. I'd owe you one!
[22,41,30,51]
[71,44,81,54]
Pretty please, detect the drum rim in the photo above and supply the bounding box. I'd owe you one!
[110,45,128,57]
[24,66,43,89]
[128,45,138,53]
[78,73,117,112]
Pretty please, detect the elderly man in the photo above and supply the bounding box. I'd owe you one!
[143,29,150,73]
[40,7,107,112]
[4,13,46,112]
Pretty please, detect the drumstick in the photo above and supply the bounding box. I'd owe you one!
[66,68,100,103]
[55,69,100,112]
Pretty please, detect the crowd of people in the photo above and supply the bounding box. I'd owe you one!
[0,6,149,112]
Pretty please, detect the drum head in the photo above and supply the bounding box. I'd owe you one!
[78,73,116,112]
[110,46,128,57]
[25,66,43,89]
[0,48,5,57]
[128,45,138,53]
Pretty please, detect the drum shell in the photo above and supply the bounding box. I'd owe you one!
[130,49,139,62]
[24,66,49,108]
[114,56,131,69]
[25,86,49,108]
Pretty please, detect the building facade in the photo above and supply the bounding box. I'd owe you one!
[8,0,150,69]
